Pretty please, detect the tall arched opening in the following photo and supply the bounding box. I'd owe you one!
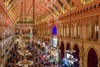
[73,44,79,67]
[60,41,64,59]
[66,43,70,50]
[88,48,98,67]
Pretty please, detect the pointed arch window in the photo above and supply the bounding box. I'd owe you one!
[66,26,69,37]
[74,23,80,39]
[88,22,92,40]
[95,21,98,40]
[89,20,98,41]
[77,23,80,38]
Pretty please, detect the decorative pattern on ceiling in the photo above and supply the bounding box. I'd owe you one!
[3,0,93,24]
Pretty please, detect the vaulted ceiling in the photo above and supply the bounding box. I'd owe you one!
[3,0,93,25]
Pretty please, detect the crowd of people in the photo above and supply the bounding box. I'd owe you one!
[5,42,34,67]
[5,41,61,67]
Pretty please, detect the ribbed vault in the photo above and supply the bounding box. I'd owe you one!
[2,0,93,24]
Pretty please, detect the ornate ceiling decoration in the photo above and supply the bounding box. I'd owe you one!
[2,0,93,24]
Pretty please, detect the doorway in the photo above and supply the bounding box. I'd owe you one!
[88,48,98,67]
[73,44,79,67]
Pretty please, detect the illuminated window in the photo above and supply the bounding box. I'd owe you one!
[52,26,57,35]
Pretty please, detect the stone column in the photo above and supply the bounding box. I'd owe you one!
[79,58,83,67]
[98,58,100,67]
[63,25,64,37]
[79,45,85,67]
[60,27,61,37]
[83,56,87,67]
[71,23,74,38]
[60,26,62,37]
[79,51,84,67]
[64,44,66,58]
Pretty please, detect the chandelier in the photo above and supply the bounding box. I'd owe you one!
[62,50,78,67]
[17,55,33,67]
[17,40,33,66]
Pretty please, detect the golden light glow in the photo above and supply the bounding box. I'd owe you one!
[3,0,94,24]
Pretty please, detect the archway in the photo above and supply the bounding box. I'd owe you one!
[88,48,98,67]
[60,41,64,59]
[73,44,79,67]
[66,43,70,50]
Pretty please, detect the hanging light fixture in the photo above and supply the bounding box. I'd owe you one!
[62,10,78,67]
[65,50,78,64]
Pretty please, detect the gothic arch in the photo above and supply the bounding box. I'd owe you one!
[85,44,99,66]
[87,48,98,67]
[73,44,79,67]
[72,43,80,50]
[60,41,64,59]
[86,45,99,61]
[66,43,70,50]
